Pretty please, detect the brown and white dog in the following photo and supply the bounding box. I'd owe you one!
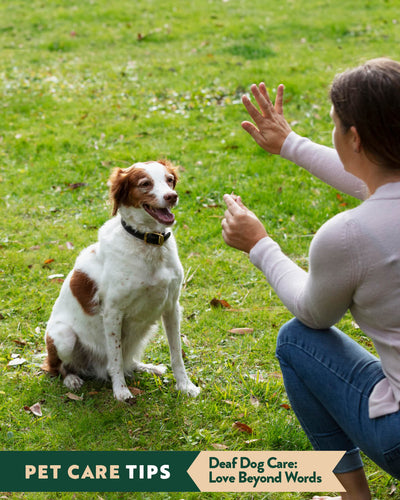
[43,160,200,401]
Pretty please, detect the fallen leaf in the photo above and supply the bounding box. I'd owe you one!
[280,403,291,410]
[65,242,74,250]
[43,258,54,267]
[68,182,88,190]
[233,421,253,434]
[228,327,254,335]
[47,274,64,280]
[244,438,259,444]
[210,298,231,309]
[212,443,228,450]
[224,308,247,313]
[28,403,42,417]
[250,395,260,407]
[7,357,27,367]
[12,339,27,346]
[336,192,347,206]
[66,392,83,401]
[128,387,145,396]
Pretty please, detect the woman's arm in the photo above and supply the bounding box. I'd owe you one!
[281,132,368,200]
[242,83,368,200]
[248,213,358,329]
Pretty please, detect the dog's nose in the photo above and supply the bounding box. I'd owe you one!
[164,192,178,204]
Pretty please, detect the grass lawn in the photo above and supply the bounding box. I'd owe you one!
[1,0,400,498]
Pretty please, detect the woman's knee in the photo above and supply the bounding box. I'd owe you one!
[276,318,303,352]
[275,317,319,365]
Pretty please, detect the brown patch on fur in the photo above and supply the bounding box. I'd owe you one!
[109,167,146,216]
[109,161,179,216]
[70,270,99,315]
[42,333,62,375]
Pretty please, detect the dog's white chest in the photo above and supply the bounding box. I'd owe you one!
[138,266,175,301]
[115,261,182,320]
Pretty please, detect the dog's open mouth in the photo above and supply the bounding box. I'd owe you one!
[143,205,175,226]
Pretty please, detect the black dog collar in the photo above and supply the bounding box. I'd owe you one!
[121,219,171,246]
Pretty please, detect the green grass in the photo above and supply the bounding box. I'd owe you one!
[1,0,400,498]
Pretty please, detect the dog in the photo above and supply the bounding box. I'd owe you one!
[43,160,200,401]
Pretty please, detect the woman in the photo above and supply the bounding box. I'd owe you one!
[222,58,400,500]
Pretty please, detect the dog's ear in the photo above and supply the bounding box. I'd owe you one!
[108,167,131,216]
[158,159,179,188]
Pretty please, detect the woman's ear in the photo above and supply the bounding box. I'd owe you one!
[350,126,362,154]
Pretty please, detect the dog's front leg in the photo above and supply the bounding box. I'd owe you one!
[103,309,133,402]
[162,303,200,397]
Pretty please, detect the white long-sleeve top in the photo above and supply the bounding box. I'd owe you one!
[249,131,400,419]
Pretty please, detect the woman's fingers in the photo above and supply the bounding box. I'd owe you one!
[274,83,285,115]
[241,94,264,123]
[250,83,274,117]
[258,82,269,100]
[241,120,264,143]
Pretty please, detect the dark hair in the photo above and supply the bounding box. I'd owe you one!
[330,58,400,170]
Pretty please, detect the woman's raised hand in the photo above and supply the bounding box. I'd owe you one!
[241,83,292,154]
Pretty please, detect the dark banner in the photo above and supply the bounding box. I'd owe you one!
[0,451,199,492]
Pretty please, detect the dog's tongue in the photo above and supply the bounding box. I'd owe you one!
[144,206,175,226]
[155,208,175,225]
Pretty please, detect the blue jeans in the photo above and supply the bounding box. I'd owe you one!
[275,318,400,479]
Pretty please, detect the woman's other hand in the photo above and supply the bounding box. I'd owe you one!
[222,194,268,253]
[242,83,292,154]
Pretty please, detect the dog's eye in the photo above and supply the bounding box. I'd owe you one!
[167,176,175,185]
[139,180,151,188]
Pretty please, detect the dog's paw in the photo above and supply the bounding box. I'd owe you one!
[131,361,167,376]
[152,364,167,376]
[113,386,134,402]
[176,380,201,397]
[63,374,84,391]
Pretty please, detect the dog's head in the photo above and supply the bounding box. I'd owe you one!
[109,160,179,226]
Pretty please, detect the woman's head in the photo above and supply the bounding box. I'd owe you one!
[330,58,400,170]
